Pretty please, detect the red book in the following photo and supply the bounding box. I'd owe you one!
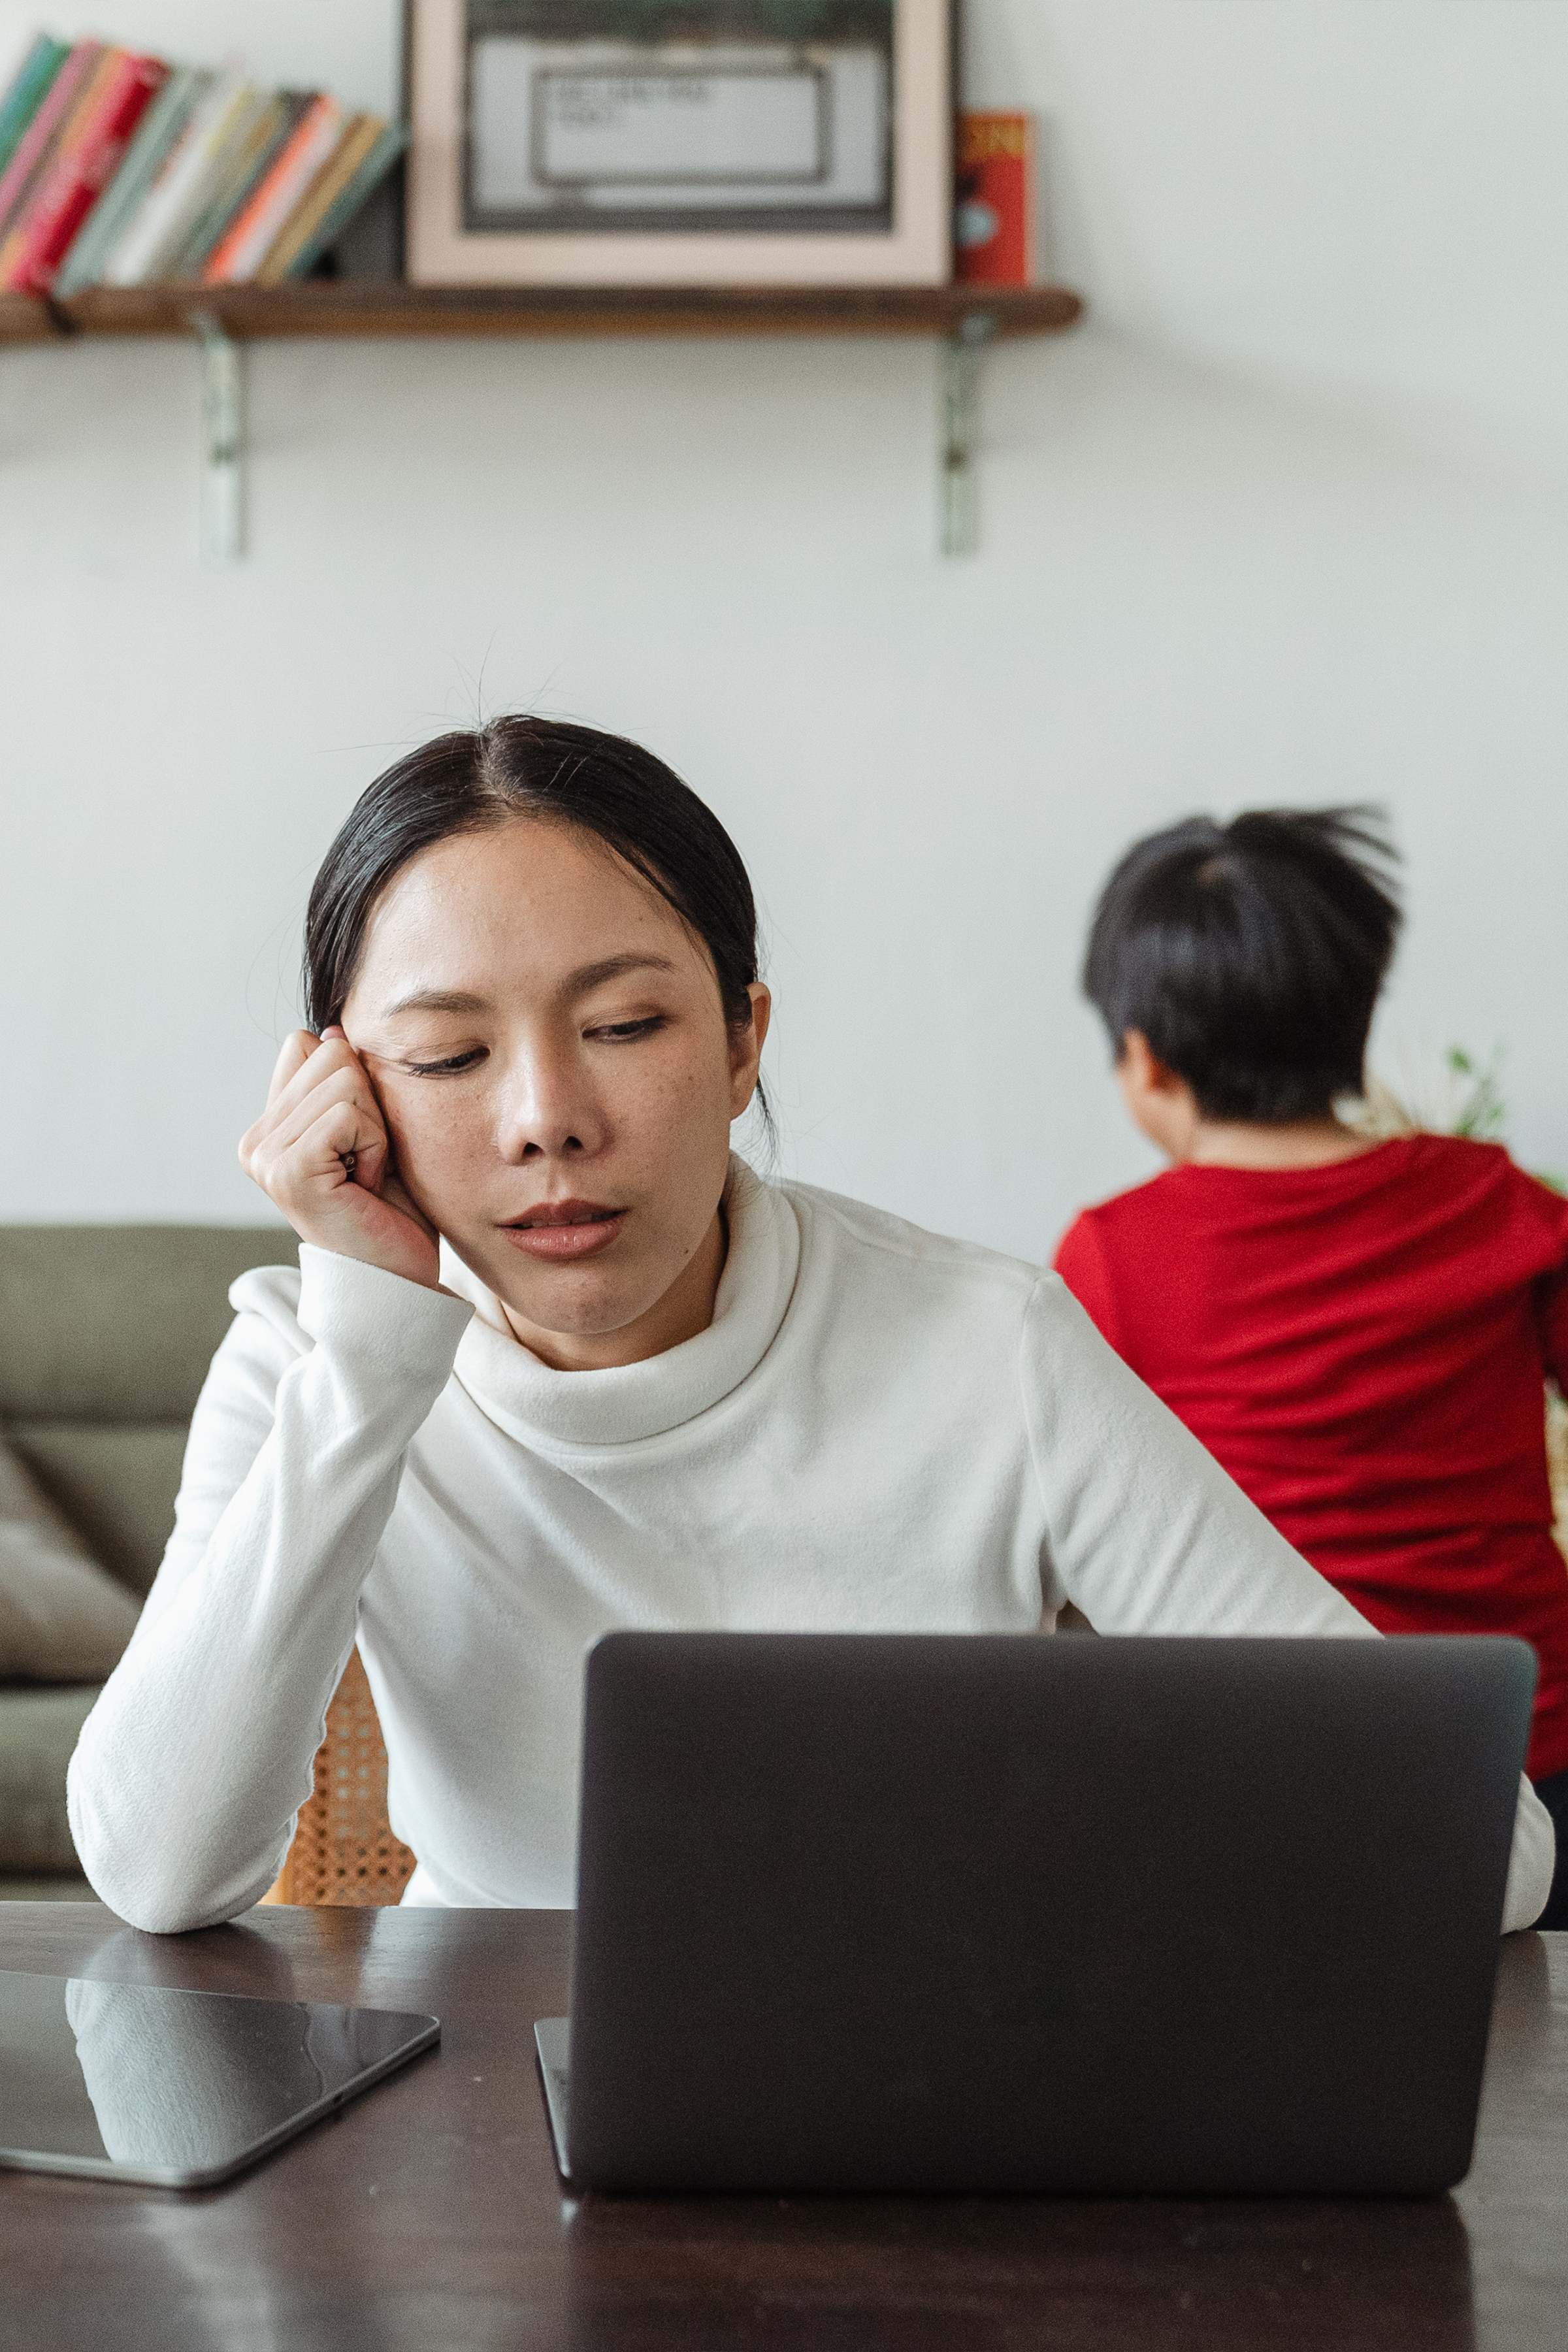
[955,111,1036,287]
[2,50,167,293]
[0,39,103,246]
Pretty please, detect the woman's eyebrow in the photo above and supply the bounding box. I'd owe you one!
[566,952,678,994]
[380,987,491,1019]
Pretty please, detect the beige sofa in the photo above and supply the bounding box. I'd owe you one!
[0,1226,296,1899]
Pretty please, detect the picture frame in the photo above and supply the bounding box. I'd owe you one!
[405,0,952,286]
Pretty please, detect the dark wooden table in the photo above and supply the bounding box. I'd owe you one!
[0,1905,1563,2352]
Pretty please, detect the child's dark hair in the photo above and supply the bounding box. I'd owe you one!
[1082,806,1401,1122]
[304,715,770,1137]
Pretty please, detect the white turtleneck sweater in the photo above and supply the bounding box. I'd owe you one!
[69,1162,1554,1934]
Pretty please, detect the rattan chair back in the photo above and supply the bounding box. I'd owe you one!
[263,1648,416,1906]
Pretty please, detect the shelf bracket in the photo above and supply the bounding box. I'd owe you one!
[189,308,244,563]
[939,311,997,558]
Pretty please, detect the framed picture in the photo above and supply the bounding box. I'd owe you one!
[406,0,952,286]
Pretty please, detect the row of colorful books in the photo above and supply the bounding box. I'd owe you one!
[0,33,406,297]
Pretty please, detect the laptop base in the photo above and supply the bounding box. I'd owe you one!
[535,2016,573,2181]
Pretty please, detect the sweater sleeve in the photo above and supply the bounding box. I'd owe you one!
[1018,1270,1555,1933]
[67,1246,473,1934]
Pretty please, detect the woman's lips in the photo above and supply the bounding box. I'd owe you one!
[499,1201,627,1262]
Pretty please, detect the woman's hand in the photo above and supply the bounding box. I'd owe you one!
[239,1028,441,1290]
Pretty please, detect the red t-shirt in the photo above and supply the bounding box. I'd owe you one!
[1053,1135,1568,1780]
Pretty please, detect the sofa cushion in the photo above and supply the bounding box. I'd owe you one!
[0,1441,139,1679]
[4,1426,188,1599]
[0,1225,296,1424]
[0,1225,298,1597]
[0,1684,99,1871]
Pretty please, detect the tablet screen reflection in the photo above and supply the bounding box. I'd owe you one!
[0,1969,428,2183]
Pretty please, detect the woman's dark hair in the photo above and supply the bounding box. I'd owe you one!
[1082,805,1401,1122]
[304,715,769,1130]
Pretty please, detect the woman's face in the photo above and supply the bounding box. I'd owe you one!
[340,817,769,1368]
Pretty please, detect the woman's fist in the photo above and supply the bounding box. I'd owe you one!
[239,1029,440,1290]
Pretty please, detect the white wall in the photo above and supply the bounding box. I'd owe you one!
[2,0,1565,1253]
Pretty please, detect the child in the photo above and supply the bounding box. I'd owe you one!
[1055,808,1568,1923]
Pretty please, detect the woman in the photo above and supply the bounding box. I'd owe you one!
[67,723,1553,1933]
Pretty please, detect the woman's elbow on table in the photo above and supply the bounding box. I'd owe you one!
[65,1749,287,1936]
[1503,1774,1556,1935]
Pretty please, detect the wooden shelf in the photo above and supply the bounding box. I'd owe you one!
[0,277,1082,559]
[0,278,1080,346]
[0,291,57,344]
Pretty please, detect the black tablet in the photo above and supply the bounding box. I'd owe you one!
[0,1968,438,2187]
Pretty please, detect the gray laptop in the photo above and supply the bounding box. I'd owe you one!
[536,1631,1534,2195]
